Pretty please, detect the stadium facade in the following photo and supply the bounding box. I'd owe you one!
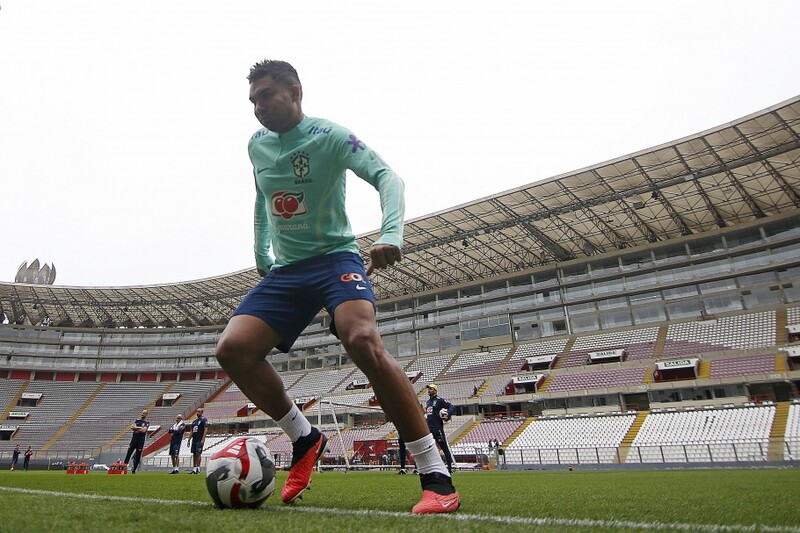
[1,96,799,468]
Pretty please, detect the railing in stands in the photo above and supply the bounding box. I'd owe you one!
[494,441,795,467]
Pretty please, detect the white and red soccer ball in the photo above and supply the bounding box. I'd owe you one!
[205,436,276,509]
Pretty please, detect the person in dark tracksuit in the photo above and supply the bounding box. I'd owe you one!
[124,409,150,474]
[424,384,456,474]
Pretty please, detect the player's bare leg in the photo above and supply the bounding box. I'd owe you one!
[216,315,293,419]
[334,299,461,514]
[216,314,326,504]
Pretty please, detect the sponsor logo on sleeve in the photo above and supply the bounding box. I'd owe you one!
[347,134,365,153]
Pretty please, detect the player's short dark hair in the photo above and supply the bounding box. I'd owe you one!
[247,59,301,89]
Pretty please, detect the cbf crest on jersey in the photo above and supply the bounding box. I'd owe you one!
[292,151,310,178]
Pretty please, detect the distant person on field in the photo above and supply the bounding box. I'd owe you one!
[124,409,150,474]
[167,414,186,474]
[10,444,20,471]
[397,402,425,474]
[23,446,32,471]
[188,407,207,474]
[424,384,456,474]
[397,437,418,474]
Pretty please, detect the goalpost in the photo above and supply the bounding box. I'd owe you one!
[315,395,387,471]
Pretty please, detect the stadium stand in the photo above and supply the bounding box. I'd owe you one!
[450,418,526,456]
[562,327,660,367]
[628,405,775,463]
[48,381,166,453]
[2,96,800,470]
[663,312,777,356]
[3,381,100,453]
[287,367,357,398]
[785,400,800,460]
[503,412,637,465]
[441,348,510,380]
[544,367,649,394]
[708,354,777,379]
[404,352,458,385]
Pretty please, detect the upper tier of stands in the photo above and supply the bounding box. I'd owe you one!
[663,311,776,356]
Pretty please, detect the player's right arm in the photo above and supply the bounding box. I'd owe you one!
[253,174,273,275]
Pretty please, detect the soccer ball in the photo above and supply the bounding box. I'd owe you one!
[439,408,450,420]
[205,436,276,509]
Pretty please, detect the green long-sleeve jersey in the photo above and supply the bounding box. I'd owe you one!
[247,116,405,272]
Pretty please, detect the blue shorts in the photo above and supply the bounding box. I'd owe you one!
[169,442,181,456]
[233,251,376,353]
[190,440,204,455]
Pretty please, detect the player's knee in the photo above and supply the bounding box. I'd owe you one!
[215,335,250,369]
[344,334,390,373]
[340,326,379,355]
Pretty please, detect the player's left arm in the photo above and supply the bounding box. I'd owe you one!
[338,129,405,275]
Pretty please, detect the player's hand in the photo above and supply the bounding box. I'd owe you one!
[257,268,268,278]
[366,244,402,275]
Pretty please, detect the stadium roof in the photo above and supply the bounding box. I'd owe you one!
[2,96,799,329]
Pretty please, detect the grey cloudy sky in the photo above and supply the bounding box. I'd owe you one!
[1,1,798,286]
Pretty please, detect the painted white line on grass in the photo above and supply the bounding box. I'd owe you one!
[0,485,208,507]
[1,486,798,533]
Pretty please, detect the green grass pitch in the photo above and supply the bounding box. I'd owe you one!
[1,468,799,532]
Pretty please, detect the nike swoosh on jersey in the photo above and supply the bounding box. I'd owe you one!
[356,284,366,290]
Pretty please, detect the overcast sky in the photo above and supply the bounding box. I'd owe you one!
[2,1,798,287]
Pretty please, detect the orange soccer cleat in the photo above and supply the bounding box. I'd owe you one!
[411,472,461,514]
[281,428,328,504]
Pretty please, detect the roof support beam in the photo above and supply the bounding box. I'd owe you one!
[698,137,766,219]
[630,157,694,236]
[732,125,800,208]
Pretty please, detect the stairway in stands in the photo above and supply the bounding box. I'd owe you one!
[697,360,712,380]
[475,380,491,397]
[652,326,668,359]
[616,410,649,463]
[767,401,790,461]
[537,375,554,392]
[0,380,29,422]
[490,417,536,469]
[775,353,789,373]
[552,338,576,369]
[39,383,106,453]
[451,420,481,446]
[775,308,788,345]
[503,417,536,447]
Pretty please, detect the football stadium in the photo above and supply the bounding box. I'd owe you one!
[2,97,800,531]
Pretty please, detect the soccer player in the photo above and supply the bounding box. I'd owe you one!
[124,409,150,474]
[215,60,460,514]
[188,408,207,474]
[424,384,456,474]
[10,444,19,471]
[167,414,186,474]
[23,446,32,471]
